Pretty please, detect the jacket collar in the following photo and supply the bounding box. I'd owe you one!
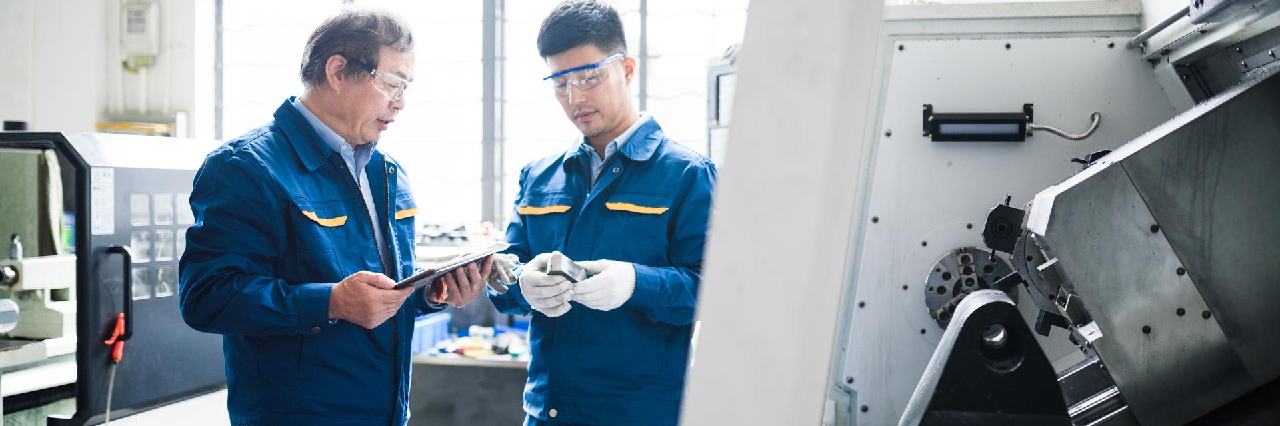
[275,97,335,171]
[563,115,663,166]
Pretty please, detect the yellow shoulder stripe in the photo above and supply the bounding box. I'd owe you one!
[394,208,418,220]
[518,205,571,215]
[605,202,669,215]
[301,211,347,227]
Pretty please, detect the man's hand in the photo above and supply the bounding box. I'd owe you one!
[519,252,573,317]
[487,253,519,292]
[434,255,494,308]
[329,271,415,329]
[572,260,636,311]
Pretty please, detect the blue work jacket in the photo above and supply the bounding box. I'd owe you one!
[179,98,437,426]
[490,116,717,426]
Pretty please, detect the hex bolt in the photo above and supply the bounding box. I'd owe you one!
[885,129,893,137]
[1142,325,1152,334]
[858,301,866,308]
[1005,43,1012,50]
[1108,42,1115,48]
[919,328,927,335]
[871,216,880,223]
[845,377,854,384]
[1177,267,1186,276]
[1203,310,1212,319]
[1150,224,1160,233]
[898,44,904,51]
[921,241,928,247]
[861,405,869,413]
[1177,308,1186,316]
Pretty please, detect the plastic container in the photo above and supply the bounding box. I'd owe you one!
[411,312,451,355]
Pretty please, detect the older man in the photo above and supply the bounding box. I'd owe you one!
[179,8,491,425]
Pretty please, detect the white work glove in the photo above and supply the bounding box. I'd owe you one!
[572,260,636,311]
[518,252,573,317]
[486,253,519,293]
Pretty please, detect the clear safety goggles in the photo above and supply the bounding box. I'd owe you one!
[543,53,625,97]
[347,57,410,102]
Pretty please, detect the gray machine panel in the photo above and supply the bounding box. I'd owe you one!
[1032,69,1280,426]
[1119,72,1280,384]
[1041,162,1253,426]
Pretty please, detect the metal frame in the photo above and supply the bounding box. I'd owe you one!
[213,0,223,141]
[481,0,503,224]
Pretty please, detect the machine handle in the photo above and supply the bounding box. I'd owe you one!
[105,245,133,341]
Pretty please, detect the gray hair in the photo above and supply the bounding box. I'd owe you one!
[300,8,413,88]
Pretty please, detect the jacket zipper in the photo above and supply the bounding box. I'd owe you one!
[339,161,399,425]
[384,162,400,426]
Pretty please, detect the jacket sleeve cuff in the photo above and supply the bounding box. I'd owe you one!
[417,285,448,314]
[627,263,664,308]
[298,282,336,333]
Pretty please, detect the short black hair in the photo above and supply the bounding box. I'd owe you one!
[537,0,627,59]
[300,8,413,88]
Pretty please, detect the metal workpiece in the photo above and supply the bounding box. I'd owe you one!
[1022,69,1280,426]
[922,247,1013,328]
[900,290,1071,426]
[546,252,587,283]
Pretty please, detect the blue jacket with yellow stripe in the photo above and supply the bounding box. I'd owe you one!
[179,99,437,426]
[490,116,717,426]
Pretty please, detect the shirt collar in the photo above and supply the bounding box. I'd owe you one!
[291,96,377,173]
[564,114,662,164]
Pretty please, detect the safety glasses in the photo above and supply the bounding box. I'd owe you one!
[346,57,409,102]
[543,53,625,97]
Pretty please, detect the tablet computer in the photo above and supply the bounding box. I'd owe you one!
[394,242,510,290]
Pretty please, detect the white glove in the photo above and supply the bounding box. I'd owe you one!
[518,252,573,317]
[486,253,519,293]
[572,260,636,311]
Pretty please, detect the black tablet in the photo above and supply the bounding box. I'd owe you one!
[394,242,510,290]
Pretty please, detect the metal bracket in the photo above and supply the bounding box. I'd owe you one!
[900,290,1072,426]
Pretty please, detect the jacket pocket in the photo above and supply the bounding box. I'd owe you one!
[518,193,576,253]
[289,197,353,281]
[598,193,672,265]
